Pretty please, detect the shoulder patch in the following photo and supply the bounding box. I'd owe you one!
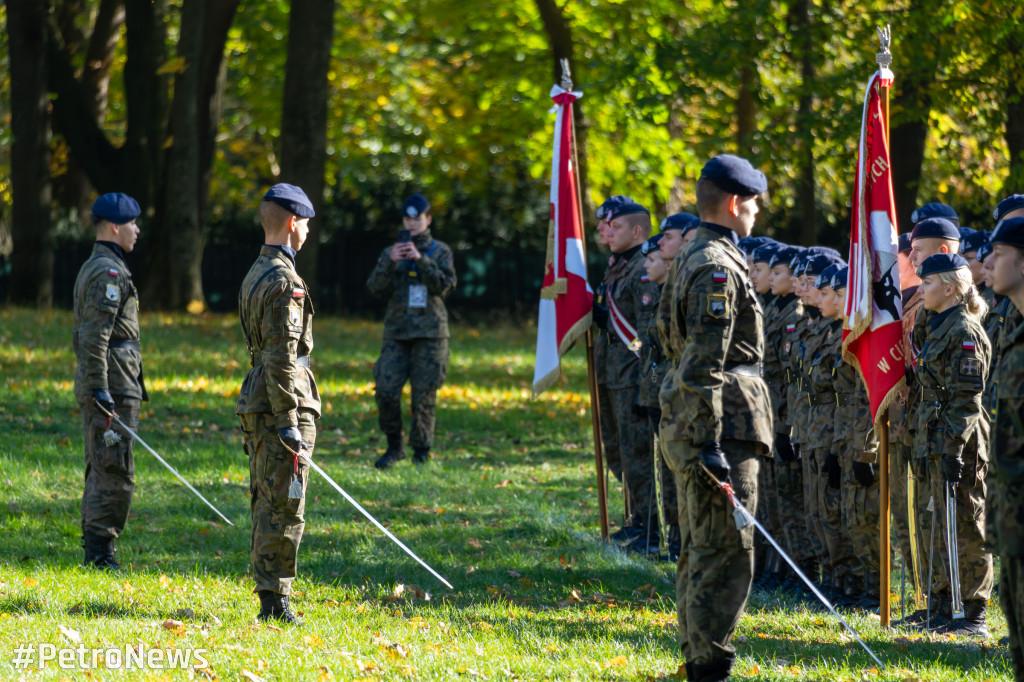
[292,288,305,298]
[786,324,796,333]
[962,340,976,352]
[108,269,119,277]
[642,292,652,305]
[105,283,120,302]
[712,272,728,283]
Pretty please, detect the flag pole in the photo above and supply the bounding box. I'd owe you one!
[561,58,609,542]
[875,24,893,628]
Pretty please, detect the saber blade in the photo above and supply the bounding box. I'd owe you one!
[107,411,235,527]
[301,453,454,590]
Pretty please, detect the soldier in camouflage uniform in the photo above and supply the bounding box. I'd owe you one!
[73,193,146,570]
[236,184,321,624]
[910,253,992,636]
[658,156,773,682]
[600,199,661,555]
[367,194,457,468]
[986,216,1024,676]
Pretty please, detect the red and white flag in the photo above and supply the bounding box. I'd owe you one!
[532,84,593,396]
[842,67,906,424]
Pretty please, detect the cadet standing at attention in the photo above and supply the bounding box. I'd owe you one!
[658,155,773,682]
[367,194,457,469]
[985,217,1024,676]
[73,193,146,570]
[237,184,321,624]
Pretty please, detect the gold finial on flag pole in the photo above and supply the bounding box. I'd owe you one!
[560,58,573,91]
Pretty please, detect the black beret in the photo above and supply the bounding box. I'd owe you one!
[911,202,959,227]
[607,200,650,221]
[264,183,315,218]
[769,245,802,269]
[91,193,141,224]
[897,233,912,254]
[660,212,701,233]
[911,217,960,242]
[816,263,842,289]
[804,254,844,278]
[976,243,993,263]
[737,235,774,255]
[596,195,634,220]
[752,242,783,264]
[917,253,969,278]
[402,193,430,218]
[993,194,1024,222]
[989,217,1024,248]
[958,227,988,254]
[699,154,767,196]
[641,233,664,256]
[831,266,850,290]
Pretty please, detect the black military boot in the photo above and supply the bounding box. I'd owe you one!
[934,599,988,637]
[257,590,302,625]
[690,654,733,682]
[412,447,431,465]
[610,522,643,546]
[374,433,406,469]
[83,532,119,570]
[667,525,681,562]
[624,525,660,558]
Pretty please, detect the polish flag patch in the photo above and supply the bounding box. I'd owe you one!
[292,288,305,298]
[712,272,728,283]
[641,275,650,283]
[786,324,796,333]
[108,269,119,276]
[962,340,976,351]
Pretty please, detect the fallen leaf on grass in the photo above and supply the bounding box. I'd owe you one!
[67,603,83,615]
[508,570,521,578]
[468,538,483,549]
[317,666,334,681]
[23,578,37,587]
[305,634,324,649]
[744,664,760,675]
[58,625,81,644]
[241,670,265,682]
[392,584,406,599]
[382,642,409,659]
[602,655,628,669]
[198,667,217,679]
[494,479,511,488]
[161,619,185,634]
[159,574,171,588]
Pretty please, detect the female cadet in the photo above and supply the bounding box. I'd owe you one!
[911,253,992,636]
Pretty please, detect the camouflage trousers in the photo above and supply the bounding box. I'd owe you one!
[240,410,317,595]
[813,448,852,584]
[1000,557,1024,680]
[667,439,760,667]
[775,457,815,564]
[609,388,655,524]
[804,450,828,574]
[923,455,993,602]
[650,416,678,525]
[373,338,449,450]
[79,396,138,539]
[598,382,623,483]
[889,441,924,599]
[755,459,781,571]
[842,460,880,593]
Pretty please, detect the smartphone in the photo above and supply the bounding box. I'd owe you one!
[397,229,411,243]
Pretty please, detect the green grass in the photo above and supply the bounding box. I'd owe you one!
[0,308,1014,680]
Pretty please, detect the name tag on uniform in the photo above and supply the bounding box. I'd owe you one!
[409,284,428,308]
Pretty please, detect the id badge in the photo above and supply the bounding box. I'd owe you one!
[409,284,428,308]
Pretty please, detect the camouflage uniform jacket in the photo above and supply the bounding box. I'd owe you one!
[992,315,1024,556]
[913,306,991,462]
[832,342,878,463]
[72,242,147,401]
[657,225,773,450]
[236,246,321,429]
[603,245,660,389]
[366,230,456,340]
[984,297,1020,422]
[637,281,664,408]
[765,293,803,436]
[894,287,925,446]
[789,311,823,446]
[806,318,844,448]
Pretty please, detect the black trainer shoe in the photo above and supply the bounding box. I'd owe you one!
[257,590,302,625]
[83,532,120,570]
[933,601,988,637]
[609,524,643,546]
[374,434,406,469]
[412,448,430,465]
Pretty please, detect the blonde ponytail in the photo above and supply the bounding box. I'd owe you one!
[937,268,988,320]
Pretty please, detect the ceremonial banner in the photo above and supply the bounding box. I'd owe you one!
[532,84,593,396]
[842,68,905,424]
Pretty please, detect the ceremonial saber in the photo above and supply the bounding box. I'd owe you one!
[292,446,454,590]
[701,464,885,670]
[95,401,235,526]
[945,483,965,619]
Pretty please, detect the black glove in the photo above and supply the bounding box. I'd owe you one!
[941,455,964,484]
[593,285,609,330]
[852,461,875,487]
[774,432,797,462]
[697,442,731,485]
[278,426,303,453]
[92,388,115,414]
[647,407,662,425]
[824,453,841,489]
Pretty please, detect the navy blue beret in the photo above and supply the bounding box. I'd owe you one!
[607,200,650,221]
[264,183,315,218]
[804,254,844,278]
[831,266,850,290]
[752,242,783,264]
[660,212,701,233]
[898,233,912,254]
[402,193,430,218]
[911,217,960,242]
[641,233,664,256]
[990,217,1024,248]
[804,246,843,260]
[958,227,988,254]
[737,235,774,255]
[976,243,992,263]
[994,194,1024,222]
[911,202,959,227]
[700,154,768,196]
[769,245,802,269]
[816,263,841,289]
[917,253,969,278]
[91,193,141,224]
[596,195,634,220]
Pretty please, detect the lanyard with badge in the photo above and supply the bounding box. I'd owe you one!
[406,241,437,309]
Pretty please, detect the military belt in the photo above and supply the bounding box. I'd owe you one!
[250,354,310,368]
[921,387,947,403]
[724,361,762,378]
[808,391,835,407]
[109,339,141,351]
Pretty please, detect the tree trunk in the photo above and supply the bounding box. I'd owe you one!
[535,0,592,221]
[1003,34,1024,196]
[789,0,816,246]
[281,0,336,293]
[7,0,55,307]
[735,66,757,155]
